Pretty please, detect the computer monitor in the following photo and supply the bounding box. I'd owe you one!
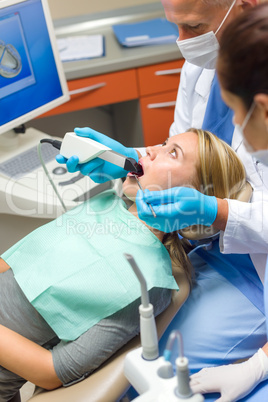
[0,0,69,146]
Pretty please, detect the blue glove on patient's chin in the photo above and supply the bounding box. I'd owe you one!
[56,127,139,183]
[136,187,218,232]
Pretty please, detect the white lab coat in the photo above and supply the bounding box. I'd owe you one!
[170,61,268,283]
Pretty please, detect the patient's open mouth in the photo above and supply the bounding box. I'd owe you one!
[128,162,144,177]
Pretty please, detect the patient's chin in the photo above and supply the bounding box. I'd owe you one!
[122,189,138,203]
[122,180,139,202]
[124,194,136,203]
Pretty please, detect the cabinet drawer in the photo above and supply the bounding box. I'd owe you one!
[140,90,178,146]
[40,69,138,117]
[137,59,184,97]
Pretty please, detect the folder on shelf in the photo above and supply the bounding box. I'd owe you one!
[112,18,178,47]
[57,34,105,62]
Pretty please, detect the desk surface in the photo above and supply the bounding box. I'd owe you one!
[53,3,181,81]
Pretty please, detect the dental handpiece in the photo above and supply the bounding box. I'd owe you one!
[135,176,157,218]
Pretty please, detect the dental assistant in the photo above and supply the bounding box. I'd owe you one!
[189,5,268,401]
[57,0,268,395]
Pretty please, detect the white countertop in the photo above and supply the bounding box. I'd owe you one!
[53,3,181,80]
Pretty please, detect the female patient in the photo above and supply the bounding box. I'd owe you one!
[0,129,245,401]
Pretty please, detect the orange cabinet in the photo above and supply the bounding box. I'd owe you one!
[137,59,184,97]
[139,90,178,146]
[38,58,184,147]
[40,69,139,118]
[138,59,184,146]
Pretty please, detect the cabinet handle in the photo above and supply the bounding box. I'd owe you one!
[147,101,176,109]
[69,82,106,96]
[155,68,182,76]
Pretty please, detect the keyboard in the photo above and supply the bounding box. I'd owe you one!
[0,143,58,179]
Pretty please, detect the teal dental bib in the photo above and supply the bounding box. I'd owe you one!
[2,190,178,341]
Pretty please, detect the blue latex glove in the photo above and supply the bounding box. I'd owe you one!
[136,187,218,232]
[56,127,139,183]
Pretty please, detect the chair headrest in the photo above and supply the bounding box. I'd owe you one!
[179,181,252,241]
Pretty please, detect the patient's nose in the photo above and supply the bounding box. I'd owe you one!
[146,145,159,160]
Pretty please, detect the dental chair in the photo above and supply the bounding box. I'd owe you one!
[28,264,190,402]
[27,181,252,402]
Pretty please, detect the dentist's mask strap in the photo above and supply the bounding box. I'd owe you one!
[237,103,268,166]
[176,0,236,69]
[236,102,256,148]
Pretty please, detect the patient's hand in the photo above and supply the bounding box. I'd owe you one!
[0,258,10,273]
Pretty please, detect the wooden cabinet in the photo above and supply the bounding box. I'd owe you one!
[39,59,184,146]
[40,69,139,117]
[139,89,179,146]
[137,59,184,97]
[137,59,184,146]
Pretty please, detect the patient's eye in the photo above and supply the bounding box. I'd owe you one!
[162,140,167,146]
[169,149,177,158]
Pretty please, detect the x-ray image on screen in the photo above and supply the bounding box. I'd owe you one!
[0,40,22,78]
[0,12,35,100]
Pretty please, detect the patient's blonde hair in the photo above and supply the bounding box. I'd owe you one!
[193,128,246,199]
[163,128,246,286]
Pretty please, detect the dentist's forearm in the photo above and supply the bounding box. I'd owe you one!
[0,324,62,390]
[213,198,228,231]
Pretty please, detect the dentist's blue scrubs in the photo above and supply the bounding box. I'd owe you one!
[203,259,268,402]
[157,71,268,402]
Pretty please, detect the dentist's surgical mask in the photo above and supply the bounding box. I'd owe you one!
[238,103,268,166]
[176,0,236,69]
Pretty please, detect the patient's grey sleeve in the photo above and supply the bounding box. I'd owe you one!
[52,287,171,386]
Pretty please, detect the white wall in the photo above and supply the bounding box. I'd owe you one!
[48,0,159,20]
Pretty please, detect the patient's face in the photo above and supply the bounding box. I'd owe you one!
[123,131,199,201]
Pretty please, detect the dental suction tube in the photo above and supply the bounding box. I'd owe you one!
[124,253,159,360]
